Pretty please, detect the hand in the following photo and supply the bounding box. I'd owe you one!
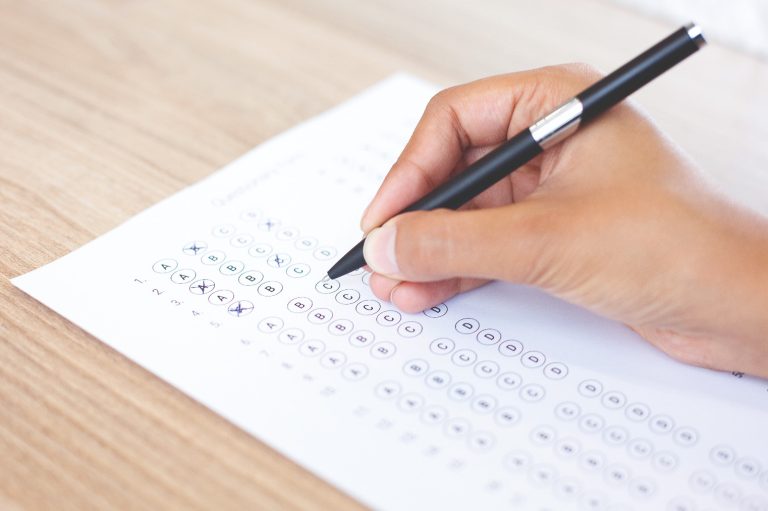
[360,65,768,378]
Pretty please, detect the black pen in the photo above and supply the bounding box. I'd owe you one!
[327,23,706,280]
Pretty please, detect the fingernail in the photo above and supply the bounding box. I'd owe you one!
[363,224,399,276]
[389,282,402,305]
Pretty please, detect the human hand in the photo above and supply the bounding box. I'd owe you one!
[360,65,768,378]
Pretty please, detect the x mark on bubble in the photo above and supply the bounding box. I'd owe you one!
[184,242,206,254]
[229,302,253,316]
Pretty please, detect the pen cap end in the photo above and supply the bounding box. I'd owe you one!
[684,22,706,48]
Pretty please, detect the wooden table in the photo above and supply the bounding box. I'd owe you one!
[2,1,767,509]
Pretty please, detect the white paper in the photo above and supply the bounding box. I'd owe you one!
[13,74,768,511]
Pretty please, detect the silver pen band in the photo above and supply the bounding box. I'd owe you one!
[529,97,584,150]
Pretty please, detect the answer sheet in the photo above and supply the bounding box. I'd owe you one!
[13,74,768,511]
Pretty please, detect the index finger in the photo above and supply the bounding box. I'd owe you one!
[360,70,549,233]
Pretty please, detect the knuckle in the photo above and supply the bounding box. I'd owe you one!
[425,85,463,114]
[426,89,450,111]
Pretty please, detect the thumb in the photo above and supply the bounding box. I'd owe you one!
[362,204,553,285]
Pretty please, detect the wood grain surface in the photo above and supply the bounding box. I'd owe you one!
[2,1,767,509]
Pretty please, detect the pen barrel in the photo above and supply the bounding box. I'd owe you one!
[577,25,705,123]
[327,124,541,279]
[402,130,542,213]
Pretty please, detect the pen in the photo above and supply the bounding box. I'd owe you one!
[327,23,706,280]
